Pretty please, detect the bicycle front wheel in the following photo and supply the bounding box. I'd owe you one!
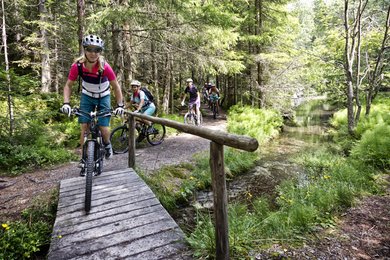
[184,113,196,125]
[146,123,166,146]
[110,125,129,154]
[85,141,95,214]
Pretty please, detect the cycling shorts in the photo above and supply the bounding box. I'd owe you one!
[189,98,200,109]
[210,94,219,102]
[79,93,111,126]
[140,102,156,116]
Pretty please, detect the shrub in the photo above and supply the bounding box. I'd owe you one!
[350,124,390,169]
[227,105,283,144]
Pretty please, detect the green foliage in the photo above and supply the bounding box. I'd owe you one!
[188,141,382,258]
[0,189,58,259]
[351,124,390,169]
[330,95,390,159]
[0,94,78,175]
[0,221,49,259]
[227,105,283,144]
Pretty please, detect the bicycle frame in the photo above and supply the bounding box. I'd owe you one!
[72,107,111,213]
[75,109,110,167]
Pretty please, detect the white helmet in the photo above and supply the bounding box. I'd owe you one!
[186,78,193,83]
[130,80,141,86]
[82,34,104,49]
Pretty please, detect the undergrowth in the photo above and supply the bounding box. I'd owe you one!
[0,188,58,259]
[186,97,389,258]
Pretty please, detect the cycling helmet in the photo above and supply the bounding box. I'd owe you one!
[186,78,193,83]
[82,34,104,49]
[130,80,141,86]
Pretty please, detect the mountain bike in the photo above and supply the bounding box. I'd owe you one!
[210,96,220,119]
[110,116,166,154]
[183,103,203,126]
[72,107,111,214]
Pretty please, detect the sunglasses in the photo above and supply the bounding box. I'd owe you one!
[85,46,103,53]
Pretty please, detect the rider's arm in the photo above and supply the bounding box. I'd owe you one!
[181,93,187,104]
[63,79,75,104]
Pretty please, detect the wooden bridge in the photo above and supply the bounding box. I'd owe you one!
[48,111,258,260]
[48,168,189,259]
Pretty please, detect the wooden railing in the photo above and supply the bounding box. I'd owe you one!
[125,111,259,260]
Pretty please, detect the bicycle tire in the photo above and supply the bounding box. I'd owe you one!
[110,125,129,154]
[146,123,166,145]
[85,141,94,214]
[96,143,104,175]
[184,113,196,125]
[213,103,217,119]
[196,113,203,126]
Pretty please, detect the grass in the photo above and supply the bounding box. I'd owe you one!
[186,96,389,258]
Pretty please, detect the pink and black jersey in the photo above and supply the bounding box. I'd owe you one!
[68,62,116,98]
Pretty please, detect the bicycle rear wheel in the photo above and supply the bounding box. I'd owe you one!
[146,123,166,145]
[110,125,129,154]
[213,103,217,119]
[85,141,95,214]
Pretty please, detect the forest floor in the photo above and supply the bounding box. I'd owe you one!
[0,104,389,259]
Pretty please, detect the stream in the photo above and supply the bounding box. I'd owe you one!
[174,100,335,232]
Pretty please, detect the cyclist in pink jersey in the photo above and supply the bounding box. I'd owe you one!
[60,35,124,173]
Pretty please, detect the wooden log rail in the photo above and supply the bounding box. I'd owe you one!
[125,111,259,260]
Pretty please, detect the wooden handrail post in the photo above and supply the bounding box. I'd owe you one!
[210,141,229,260]
[128,115,136,168]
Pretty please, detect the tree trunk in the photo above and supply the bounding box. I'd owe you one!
[111,23,124,86]
[152,40,159,107]
[53,13,59,93]
[162,54,170,114]
[256,0,265,108]
[121,0,131,88]
[2,0,14,137]
[77,0,85,55]
[366,5,390,115]
[39,0,51,93]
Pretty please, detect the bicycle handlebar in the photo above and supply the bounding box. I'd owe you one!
[71,107,112,121]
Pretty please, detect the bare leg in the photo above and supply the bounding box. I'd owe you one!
[80,123,89,146]
[196,105,201,125]
[99,126,111,144]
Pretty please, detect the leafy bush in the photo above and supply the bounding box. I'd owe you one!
[0,94,78,175]
[330,95,390,156]
[0,189,58,259]
[227,105,283,144]
[350,124,390,169]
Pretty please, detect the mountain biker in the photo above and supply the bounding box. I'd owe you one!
[60,34,124,170]
[208,83,220,113]
[128,79,156,133]
[181,78,201,125]
[202,82,212,104]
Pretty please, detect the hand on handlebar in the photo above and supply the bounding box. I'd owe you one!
[114,103,125,116]
[60,103,71,117]
[181,101,185,106]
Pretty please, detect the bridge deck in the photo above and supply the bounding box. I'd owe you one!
[48,168,190,260]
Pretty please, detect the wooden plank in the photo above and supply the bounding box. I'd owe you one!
[48,168,189,260]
